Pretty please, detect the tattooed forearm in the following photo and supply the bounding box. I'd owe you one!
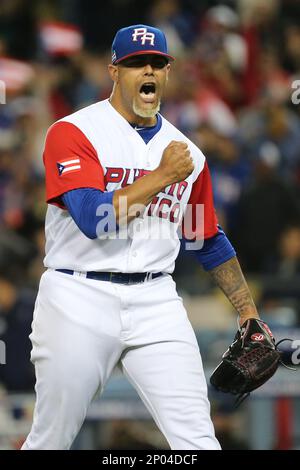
[208,257,259,323]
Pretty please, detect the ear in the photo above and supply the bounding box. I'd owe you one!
[108,64,118,83]
[165,63,171,81]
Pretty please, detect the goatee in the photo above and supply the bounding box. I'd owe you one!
[133,99,160,118]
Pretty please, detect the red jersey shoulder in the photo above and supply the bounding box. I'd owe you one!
[183,159,218,240]
[43,120,105,207]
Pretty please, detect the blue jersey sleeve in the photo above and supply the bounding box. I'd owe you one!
[192,226,236,271]
[62,188,117,239]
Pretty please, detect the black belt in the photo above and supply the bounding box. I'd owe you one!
[55,269,163,285]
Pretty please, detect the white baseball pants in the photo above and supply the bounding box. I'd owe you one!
[22,269,220,450]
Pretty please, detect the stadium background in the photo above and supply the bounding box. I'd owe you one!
[0,0,300,450]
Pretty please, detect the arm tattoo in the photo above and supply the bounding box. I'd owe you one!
[208,256,258,319]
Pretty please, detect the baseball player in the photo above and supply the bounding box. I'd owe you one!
[22,25,261,450]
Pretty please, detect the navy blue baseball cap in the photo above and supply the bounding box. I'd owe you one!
[111,24,174,64]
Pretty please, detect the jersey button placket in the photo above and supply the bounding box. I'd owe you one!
[127,250,139,271]
[145,144,153,168]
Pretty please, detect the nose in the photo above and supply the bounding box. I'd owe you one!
[143,63,154,75]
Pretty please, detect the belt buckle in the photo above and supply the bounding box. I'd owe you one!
[145,272,152,282]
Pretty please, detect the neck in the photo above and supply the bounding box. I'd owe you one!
[109,93,157,127]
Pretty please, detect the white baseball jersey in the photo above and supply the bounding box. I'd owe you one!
[43,98,218,273]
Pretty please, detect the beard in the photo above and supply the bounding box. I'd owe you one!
[132,98,161,118]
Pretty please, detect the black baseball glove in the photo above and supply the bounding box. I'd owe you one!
[210,318,281,404]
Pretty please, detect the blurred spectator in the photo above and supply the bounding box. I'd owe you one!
[192,123,249,231]
[38,21,83,59]
[282,23,300,74]
[257,225,300,327]
[238,0,280,32]
[239,101,300,180]
[234,142,300,272]
[258,47,291,105]
[0,58,35,95]
[0,272,35,392]
[205,6,246,73]
[195,6,245,110]
[266,225,300,278]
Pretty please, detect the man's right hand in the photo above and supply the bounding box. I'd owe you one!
[157,141,194,185]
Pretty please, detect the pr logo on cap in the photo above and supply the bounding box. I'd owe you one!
[132,27,155,46]
[111,24,174,65]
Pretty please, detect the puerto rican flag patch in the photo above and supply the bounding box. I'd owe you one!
[57,158,81,176]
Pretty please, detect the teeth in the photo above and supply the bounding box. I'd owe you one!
[140,91,155,103]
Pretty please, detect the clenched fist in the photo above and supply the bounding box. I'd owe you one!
[157,141,194,186]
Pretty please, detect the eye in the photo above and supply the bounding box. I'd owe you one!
[120,56,168,69]
[151,58,168,69]
[129,59,142,67]
[121,58,146,68]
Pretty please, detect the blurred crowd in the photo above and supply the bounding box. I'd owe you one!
[0,0,300,397]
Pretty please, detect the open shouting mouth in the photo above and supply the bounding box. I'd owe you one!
[139,82,157,103]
